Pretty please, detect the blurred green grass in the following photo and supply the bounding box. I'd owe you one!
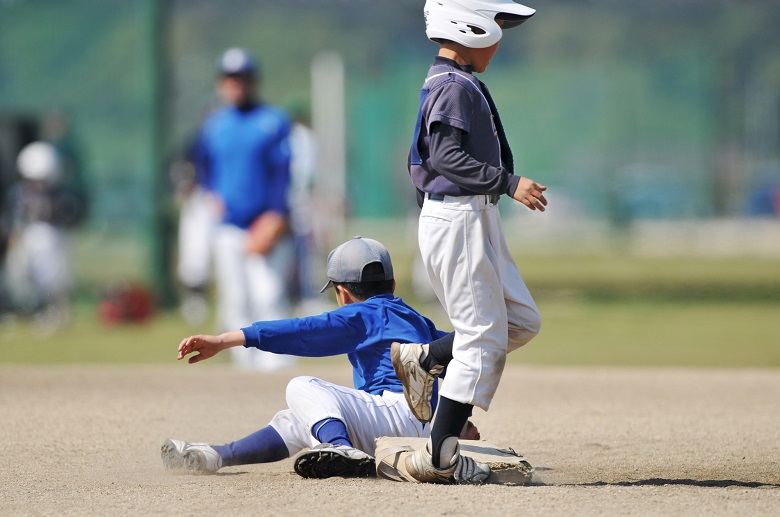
[521,299,780,367]
[2,254,778,368]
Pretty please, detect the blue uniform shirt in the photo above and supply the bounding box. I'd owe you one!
[194,103,292,229]
[241,294,447,400]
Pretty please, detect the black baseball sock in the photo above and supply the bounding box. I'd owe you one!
[421,331,454,372]
[429,396,472,468]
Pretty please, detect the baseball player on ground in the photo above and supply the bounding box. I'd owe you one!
[386,0,547,484]
[162,237,478,478]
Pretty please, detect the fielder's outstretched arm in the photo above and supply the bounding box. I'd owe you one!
[178,331,245,364]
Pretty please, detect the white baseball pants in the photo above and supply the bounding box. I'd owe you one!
[418,195,541,410]
[269,376,429,456]
[176,187,215,290]
[4,222,71,308]
[212,223,297,371]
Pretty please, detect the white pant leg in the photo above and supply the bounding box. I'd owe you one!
[213,225,297,371]
[5,222,70,309]
[4,236,34,309]
[177,188,215,289]
[27,223,70,299]
[284,376,429,455]
[268,409,316,456]
[244,234,297,371]
[213,225,250,331]
[488,212,541,353]
[419,196,539,410]
[213,225,256,369]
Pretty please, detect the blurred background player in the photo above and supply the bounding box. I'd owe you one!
[2,141,77,328]
[190,48,296,371]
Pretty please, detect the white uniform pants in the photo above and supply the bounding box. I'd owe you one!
[177,187,215,290]
[213,224,296,371]
[418,195,541,410]
[5,222,70,309]
[269,376,429,456]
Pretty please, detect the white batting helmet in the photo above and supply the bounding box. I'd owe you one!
[424,0,536,48]
[16,141,62,183]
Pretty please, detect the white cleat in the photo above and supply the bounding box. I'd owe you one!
[405,441,491,485]
[161,439,223,475]
[391,342,442,423]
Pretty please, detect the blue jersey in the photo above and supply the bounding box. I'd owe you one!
[194,103,292,229]
[241,294,447,398]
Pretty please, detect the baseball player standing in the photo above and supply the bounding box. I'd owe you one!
[3,142,73,325]
[387,0,547,484]
[191,48,296,371]
[162,237,473,478]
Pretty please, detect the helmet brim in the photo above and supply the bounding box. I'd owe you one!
[496,11,535,29]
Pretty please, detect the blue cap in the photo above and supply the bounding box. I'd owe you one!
[219,48,257,76]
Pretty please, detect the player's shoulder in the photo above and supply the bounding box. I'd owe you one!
[425,64,479,91]
[356,294,414,315]
[252,103,289,122]
[200,105,235,130]
[252,104,292,132]
[251,102,282,117]
[382,296,432,323]
[424,72,480,112]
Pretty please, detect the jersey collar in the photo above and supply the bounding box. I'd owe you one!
[434,56,474,74]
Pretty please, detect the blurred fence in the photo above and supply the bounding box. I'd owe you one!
[0,0,778,302]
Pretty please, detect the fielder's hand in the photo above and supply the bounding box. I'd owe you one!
[246,211,288,255]
[178,331,245,364]
[512,177,548,212]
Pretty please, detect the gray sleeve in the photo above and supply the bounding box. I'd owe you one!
[429,122,520,197]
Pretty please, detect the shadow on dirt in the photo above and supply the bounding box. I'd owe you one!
[535,478,780,488]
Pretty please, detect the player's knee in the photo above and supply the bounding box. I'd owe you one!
[507,311,541,353]
[527,309,542,336]
[285,375,316,405]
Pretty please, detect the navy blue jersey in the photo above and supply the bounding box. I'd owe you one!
[241,294,447,397]
[193,103,292,229]
[409,57,519,199]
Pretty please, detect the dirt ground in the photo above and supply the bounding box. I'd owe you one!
[1,363,778,516]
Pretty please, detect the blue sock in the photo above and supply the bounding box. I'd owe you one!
[212,426,289,467]
[312,417,352,447]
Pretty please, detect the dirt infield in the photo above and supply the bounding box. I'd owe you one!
[2,364,778,516]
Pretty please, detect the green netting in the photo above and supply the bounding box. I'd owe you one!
[0,0,777,294]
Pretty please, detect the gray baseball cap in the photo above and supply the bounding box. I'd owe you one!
[320,236,394,293]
